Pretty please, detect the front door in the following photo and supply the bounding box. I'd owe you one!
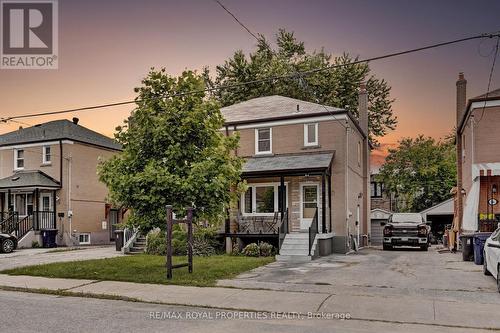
[300,183,319,230]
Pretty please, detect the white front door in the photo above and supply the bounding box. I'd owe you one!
[300,183,319,230]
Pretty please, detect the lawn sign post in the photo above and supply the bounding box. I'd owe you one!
[166,205,193,279]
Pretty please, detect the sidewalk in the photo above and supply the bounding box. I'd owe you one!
[0,274,498,330]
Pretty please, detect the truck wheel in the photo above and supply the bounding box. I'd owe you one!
[483,253,491,276]
[420,244,428,251]
[383,244,392,251]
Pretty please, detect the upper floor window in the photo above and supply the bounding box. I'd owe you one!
[255,128,272,154]
[14,149,24,170]
[304,123,318,146]
[371,182,383,198]
[42,146,51,164]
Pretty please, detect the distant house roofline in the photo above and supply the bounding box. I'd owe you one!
[457,88,500,134]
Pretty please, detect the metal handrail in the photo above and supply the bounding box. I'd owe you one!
[308,208,319,256]
[0,212,19,234]
[16,215,33,240]
[278,209,289,253]
[122,227,140,254]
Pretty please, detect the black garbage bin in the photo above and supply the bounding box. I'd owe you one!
[114,230,124,251]
[41,229,58,248]
[461,234,474,261]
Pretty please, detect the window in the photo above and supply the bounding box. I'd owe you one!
[41,195,51,211]
[304,123,318,146]
[14,149,24,169]
[78,233,90,245]
[255,128,272,154]
[371,182,383,198]
[241,183,288,215]
[42,146,51,164]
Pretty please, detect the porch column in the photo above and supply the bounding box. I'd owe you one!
[280,175,285,219]
[34,188,39,230]
[328,173,332,233]
[7,189,11,212]
[321,173,326,233]
[52,190,57,229]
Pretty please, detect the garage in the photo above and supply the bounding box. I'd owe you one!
[420,198,454,244]
[370,208,392,245]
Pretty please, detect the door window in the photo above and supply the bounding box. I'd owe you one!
[302,185,318,219]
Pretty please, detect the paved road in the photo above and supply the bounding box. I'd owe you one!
[0,246,123,271]
[0,290,490,333]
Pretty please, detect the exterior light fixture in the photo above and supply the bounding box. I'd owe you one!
[492,184,498,194]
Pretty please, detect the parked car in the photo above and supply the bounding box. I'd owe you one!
[483,227,500,293]
[0,233,18,253]
[382,213,430,251]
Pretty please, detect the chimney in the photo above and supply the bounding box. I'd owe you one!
[358,82,368,135]
[456,72,467,125]
[72,117,79,125]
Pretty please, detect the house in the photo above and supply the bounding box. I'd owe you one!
[221,87,370,259]
[0,118,123,247]
[455,72,500,239]
[369,168,393,245]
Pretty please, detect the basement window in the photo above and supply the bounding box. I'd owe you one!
[78,233,90,245]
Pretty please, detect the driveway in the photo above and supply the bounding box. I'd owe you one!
[218,247,500,304]
[0,246,123,271]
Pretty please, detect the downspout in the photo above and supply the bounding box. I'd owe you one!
[345,124,350,251]
[470,115,475,232]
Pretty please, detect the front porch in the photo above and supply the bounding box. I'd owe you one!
[0,171,60,241]
[225,152,334,257]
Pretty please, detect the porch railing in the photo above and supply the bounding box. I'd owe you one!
[16,215,33,240]
[34,211,56,230]
[309,208,319,256]
[278,209,289,253]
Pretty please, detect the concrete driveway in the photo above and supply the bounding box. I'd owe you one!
[218,247,500,304]
[0,246,124,271]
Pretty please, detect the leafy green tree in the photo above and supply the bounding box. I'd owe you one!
[377,135,456,212]
[98,69,243,230]
[204,29,396,143]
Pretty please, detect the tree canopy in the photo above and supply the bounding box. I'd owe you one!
[204,29,397,143]
[377,135,456,212]
[98,69,243,230]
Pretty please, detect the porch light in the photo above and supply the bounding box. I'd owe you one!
[460,188,466,195]
[492,184,498,194]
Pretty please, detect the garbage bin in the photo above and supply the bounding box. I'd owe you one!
[41,229,58,248]
[443,230,449,248]
[473,232,492,265]
[461,234,474,261]
[114,230,124,251]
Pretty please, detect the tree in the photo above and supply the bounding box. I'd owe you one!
[204,29,397,143]
[98,69,243,230]
[377,135,456,212]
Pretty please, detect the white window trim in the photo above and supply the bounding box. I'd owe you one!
[14,149,24,170]
[255,128,272,155]
[299,182,320,230]
[40,193,53,211]
[304,123,319,146]
[79,233,91,245]
[241,182,288,216]
[42,145,51,164]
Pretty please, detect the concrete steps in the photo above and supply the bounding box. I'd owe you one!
[276,232,318,262]
[127,236,146,255]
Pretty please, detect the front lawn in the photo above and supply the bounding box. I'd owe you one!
[1,255,274,287]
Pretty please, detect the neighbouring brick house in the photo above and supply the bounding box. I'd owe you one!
[455,72,500,236]
[221,89,370,259]
[0,118,124,247]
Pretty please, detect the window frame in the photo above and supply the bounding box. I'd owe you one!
[371,182,383,198]
[78,233,91,245]
[304,123,319,147]
[42,145,51,164]
[241,182,288,216]
[14,149,24,170]
[255,128,272,155]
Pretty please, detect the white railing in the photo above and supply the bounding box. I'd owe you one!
[122,227,140,254]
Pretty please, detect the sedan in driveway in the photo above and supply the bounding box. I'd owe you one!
[483,227,500,292]
[0,233,17,253]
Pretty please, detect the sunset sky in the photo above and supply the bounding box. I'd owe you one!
[1,0,499,157]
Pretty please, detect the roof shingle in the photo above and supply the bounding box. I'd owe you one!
[0,170,60,189]
[242,151,334,175]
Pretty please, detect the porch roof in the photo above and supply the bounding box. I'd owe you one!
[0,170,61,190]
[242,151,334,177]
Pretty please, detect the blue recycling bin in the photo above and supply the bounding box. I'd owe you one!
[41,229,58,248]
[473,232,492,265]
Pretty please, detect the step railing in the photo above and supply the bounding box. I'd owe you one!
[278,209,289,254]
[0,212,19,235]
[308,208,319,256]
[122,227,140,254]
[16,215,33,240]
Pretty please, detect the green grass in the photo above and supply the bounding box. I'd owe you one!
[1,255,274,287]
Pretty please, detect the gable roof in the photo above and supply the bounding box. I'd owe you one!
[0,120,121,150]
[0,170,60,189]
[458,87,500,134]
[221,95,345,124]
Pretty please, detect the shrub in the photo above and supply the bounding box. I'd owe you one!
[242,243,260,257]
[145,229,166,255]
[31,241,40,248]
[259,242,274,257]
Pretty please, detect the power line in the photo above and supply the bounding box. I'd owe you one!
[476,36,500,124]
[213,0,259,41]
[2,31,500,123]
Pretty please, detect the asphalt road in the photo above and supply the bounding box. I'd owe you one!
[0,290,491,333]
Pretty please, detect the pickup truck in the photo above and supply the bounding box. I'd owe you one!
[382,213,430,251]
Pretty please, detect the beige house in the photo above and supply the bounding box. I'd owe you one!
[0,118,123,247]
[456,73,500,235]
[221,89,370,258]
